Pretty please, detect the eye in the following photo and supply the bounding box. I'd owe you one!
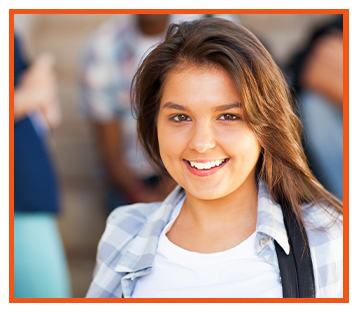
[172,114,192,122]
[218,114,240,121]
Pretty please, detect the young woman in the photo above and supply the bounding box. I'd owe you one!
[87,18,343,298]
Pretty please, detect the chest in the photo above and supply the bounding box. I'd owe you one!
[131,231,282,298]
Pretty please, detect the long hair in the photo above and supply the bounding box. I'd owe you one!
[131,18,342,227]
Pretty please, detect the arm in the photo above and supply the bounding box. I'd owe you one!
[14,52,61,127]
[93,120,158,203]
[94,121,177,203]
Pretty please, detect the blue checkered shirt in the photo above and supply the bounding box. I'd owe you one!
[86,181,343,298]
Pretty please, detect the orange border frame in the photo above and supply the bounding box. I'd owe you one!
[9,8,349,303]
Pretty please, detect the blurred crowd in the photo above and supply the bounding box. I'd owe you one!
[13,13,343,298]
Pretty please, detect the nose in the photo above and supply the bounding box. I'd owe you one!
[188,121,216,153]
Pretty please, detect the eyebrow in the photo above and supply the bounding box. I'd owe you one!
[162,102,187,111]
[213,102,242,112]
[162,101,242,112]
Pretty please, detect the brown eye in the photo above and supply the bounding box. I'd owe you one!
[173,114,191,122]
[219,114,239,121]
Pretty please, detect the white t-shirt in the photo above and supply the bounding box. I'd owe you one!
[132,197,283,298]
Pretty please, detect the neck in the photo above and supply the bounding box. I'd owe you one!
[166,178,259,253]
[183,180,258,232]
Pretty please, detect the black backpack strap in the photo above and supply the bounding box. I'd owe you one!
[274,240,299,297]
[275,206,315,298]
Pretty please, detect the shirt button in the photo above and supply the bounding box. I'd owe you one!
[259,238,268,248]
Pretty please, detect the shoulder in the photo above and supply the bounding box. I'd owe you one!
[302,203,343,236]
[99,202,163,253]
[86,201,163,298]
[97,185,184,263]
[106,201,163,234]
[302,203,343,297]
[302,202,342,252]
[94,201,163,275]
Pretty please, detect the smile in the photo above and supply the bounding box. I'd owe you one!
[189,159,227,170]
[184,158,229,177]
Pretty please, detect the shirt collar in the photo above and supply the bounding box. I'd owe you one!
[114,185,185,273]
[114,180,290,274]
[256,180,290,255]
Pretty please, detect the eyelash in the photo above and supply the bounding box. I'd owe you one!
[218,114,241,121]
[170,113,241,122]
[171,114,192,122]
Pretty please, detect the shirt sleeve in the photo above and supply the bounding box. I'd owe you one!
[78,34,121,122]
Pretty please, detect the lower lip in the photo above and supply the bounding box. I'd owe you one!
[184,159,229,177]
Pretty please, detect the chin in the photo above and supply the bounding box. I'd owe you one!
[187,186,228,201]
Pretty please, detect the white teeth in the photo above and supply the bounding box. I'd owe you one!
[189,159,226,170]
[203,162,211,169]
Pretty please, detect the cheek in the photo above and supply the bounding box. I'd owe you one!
[242,132,261,158]
[224,128,261,161]
[157,121,182,161]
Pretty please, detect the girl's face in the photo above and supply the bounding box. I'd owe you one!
[157,65,261,201]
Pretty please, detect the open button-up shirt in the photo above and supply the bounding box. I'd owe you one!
[86,181,343,298]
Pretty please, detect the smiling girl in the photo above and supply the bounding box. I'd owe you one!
[87,18,343,298]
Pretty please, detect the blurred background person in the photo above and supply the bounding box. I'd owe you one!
[79,14,221,213]
[13,32,71,298]
[285,16,343,200]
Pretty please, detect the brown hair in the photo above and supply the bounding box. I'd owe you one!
[131,18,342,226]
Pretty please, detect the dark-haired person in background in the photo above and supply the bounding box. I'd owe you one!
[285,16,343,200]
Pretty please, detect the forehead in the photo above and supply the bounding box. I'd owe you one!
[160,65,241,109]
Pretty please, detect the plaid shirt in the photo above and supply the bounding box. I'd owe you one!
[86,181,343,298]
